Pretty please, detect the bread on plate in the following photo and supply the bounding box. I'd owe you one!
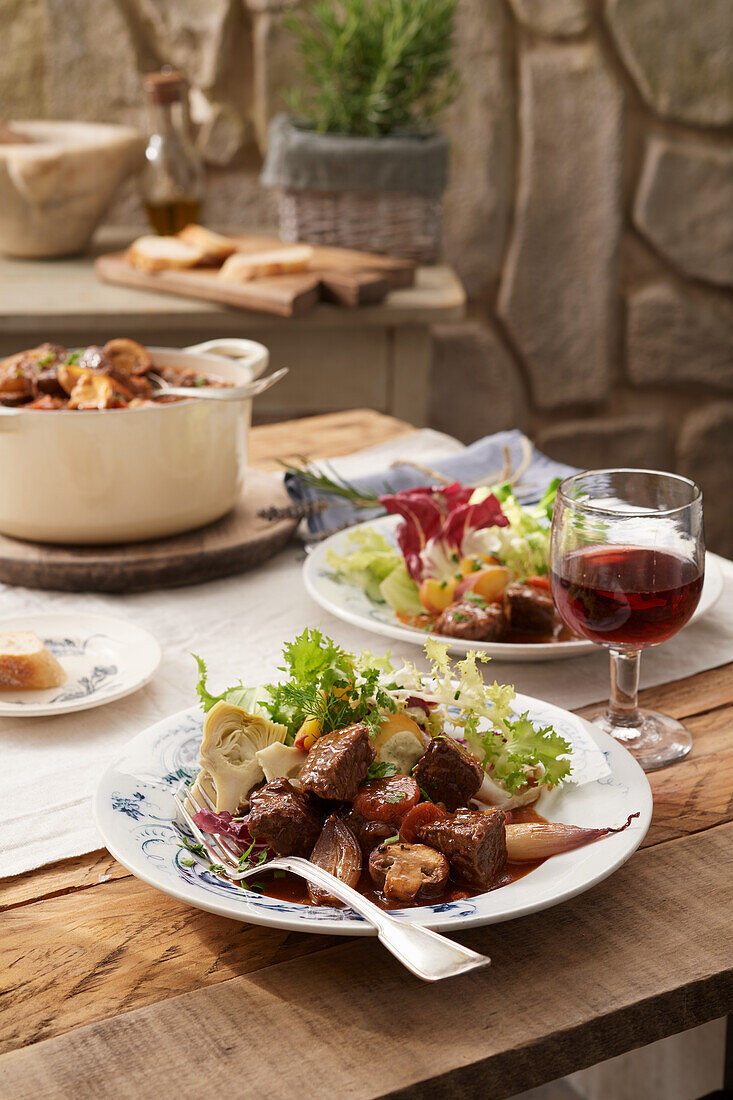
[0,631,67,690]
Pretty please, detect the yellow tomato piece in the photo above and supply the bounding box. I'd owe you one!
[472,565,511,602]
[294,714,322,751]
[418,576,457,613]
[459,556,485,576]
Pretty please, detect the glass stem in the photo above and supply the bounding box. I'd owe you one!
[608,648,642,728]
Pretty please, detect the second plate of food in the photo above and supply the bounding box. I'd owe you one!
[303,516,724,662]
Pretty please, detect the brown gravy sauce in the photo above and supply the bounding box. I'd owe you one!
[260,805,547,911]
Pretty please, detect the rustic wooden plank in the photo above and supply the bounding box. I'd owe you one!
[3,824,731,1100]
[248,408,415,470]
[0,850,126,913]
[642,704,733,846]
[577,665,733,723]
[0,876,336,1056]
[94,237,416,318]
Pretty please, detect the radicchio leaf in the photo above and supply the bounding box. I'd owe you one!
[192,808,254,847]
[439,492,508,551]
[378,484,474,581]
[378,483,508,582]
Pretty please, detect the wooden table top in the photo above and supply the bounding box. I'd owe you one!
[2,410,731,1099]
[0,230,465,337]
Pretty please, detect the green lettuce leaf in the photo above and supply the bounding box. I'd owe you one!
[326,528,402,602]
[379,561,424,615]
[465,481,560,579]
[192,654,267,714]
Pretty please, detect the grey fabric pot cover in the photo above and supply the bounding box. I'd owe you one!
[261,114,449,197]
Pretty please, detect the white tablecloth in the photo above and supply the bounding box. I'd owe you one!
[3,430,732,879]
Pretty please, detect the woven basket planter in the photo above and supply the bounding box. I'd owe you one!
[261,115,448,264]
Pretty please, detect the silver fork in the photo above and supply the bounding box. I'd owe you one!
[175,783,490,982]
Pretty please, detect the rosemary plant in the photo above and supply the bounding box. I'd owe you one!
[285,0,459,137]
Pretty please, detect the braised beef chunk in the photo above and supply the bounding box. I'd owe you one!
[247,778,323,856]
[415,808,506,889]
[300,723,376,802]
[412,735,484,811]
[434,601,505,642]
[342,810,397,858]
[503,582,555,635]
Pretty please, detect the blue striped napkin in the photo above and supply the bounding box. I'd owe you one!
[285,429,578,537]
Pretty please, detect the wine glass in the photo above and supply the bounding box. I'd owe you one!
[549,469,705,771]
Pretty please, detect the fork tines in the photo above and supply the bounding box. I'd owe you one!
[174,780,245,878]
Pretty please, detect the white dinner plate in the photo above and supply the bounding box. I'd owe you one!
[0,612,161,717]
[303,516,724,662]
[94,696,652,937]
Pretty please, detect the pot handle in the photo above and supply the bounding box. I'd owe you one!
[184,339,269,380]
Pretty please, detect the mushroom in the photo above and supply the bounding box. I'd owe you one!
[369,842,449,902]
[0,366,33,404]
[103,338,152,376]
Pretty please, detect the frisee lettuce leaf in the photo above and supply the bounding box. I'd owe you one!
[193,654,251,712]
[419,639,571,793]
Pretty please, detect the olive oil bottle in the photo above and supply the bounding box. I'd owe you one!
[141,70,204,234]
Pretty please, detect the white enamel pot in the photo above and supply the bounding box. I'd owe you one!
[0,339,273,544]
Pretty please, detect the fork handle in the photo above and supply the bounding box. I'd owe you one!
[270,857,490,982]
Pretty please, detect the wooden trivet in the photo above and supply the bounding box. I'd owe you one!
[0,472,298,594]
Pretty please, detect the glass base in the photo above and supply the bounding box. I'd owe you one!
[585,706,693,772]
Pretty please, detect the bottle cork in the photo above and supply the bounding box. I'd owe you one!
[144,70,187,105]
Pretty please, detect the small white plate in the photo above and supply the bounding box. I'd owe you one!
[94,696,652,937]
[304,516,725,662]
[0,612,161,717]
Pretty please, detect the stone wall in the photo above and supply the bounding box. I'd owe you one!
[3,0,732,551]
[430,0,733,556]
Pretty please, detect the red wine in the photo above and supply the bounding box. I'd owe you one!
[551,546,703,647]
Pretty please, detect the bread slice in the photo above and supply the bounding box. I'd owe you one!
[177,224,236,263]
[0,631,66,690]
[218,245,314,282]
[127,235,204,273]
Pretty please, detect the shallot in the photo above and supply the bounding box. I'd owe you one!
[505,812,640,862]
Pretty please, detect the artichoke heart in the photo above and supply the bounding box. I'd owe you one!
[198,700,288,812]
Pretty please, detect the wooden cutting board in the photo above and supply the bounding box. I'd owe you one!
[95,234,416,317]
[0,472,297,594]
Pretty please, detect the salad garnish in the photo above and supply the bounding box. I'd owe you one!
[193,628,571,796]
[322,478,562,624]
